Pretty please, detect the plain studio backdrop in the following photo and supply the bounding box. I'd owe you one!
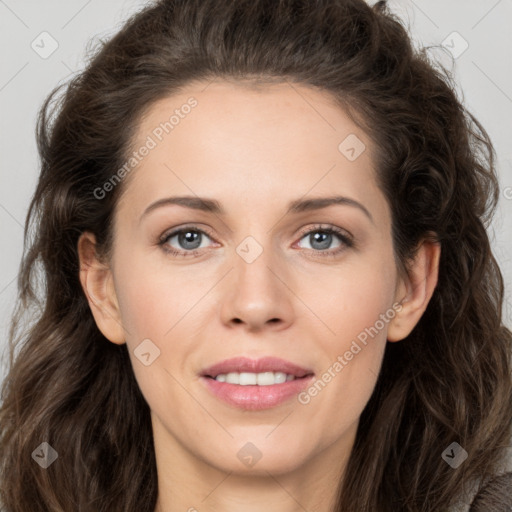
[0,0,511,403]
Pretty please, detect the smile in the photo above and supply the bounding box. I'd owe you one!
[200,357,315,410]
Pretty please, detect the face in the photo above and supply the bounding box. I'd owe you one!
[80,80,436,481]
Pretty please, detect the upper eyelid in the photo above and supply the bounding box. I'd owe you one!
[296,223,352,239]
[160,224,217,243]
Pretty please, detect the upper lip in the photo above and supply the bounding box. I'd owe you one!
[201,357,314,378]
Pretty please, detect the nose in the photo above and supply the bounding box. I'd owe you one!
[219,239,295,332]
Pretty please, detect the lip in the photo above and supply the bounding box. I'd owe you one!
[200,357,315,410]
[201,356,313,378]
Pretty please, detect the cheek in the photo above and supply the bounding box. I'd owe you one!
[117,281,166,338]
[113,233,251,367]
[303,257,396,406]
[307,258,397,345]
[111,257,197,401]
[112,254,190,341]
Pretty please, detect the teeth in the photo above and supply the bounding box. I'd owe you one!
[225,373,239,384]
[273,372,287,384]
[258,372,277,385]
[214,371,297,385]
[239,372,257,385]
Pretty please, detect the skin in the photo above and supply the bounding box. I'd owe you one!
[78,80,440,512]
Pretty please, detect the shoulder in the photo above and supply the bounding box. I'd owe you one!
[468,472,512,511]
[452,445,512,511]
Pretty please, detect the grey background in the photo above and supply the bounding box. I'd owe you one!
[0,0,511,389]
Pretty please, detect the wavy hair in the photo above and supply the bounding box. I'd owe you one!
[1,0,511,510]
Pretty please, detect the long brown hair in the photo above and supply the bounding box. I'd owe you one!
[1,0,511,510]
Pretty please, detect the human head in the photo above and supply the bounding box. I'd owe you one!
[1,1,510,511]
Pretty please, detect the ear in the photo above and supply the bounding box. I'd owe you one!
[387,239,441,342]
[77,231,125,345]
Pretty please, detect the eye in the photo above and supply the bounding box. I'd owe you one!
[158,226,216,257]
[295,224,354,257]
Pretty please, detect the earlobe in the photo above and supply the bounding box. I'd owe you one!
[78,232,125,345]
[387,239,441,342]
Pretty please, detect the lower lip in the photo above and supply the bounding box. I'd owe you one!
[200,375,315,410]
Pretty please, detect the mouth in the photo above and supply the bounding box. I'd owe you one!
[200,357,315,410]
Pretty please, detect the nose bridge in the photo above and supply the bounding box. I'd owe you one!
[233,233,279,295]
[219,230,294,329]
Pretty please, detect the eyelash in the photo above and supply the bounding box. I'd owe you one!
[158,223,354,259]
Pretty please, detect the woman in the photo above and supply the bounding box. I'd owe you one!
[0,0,511,510]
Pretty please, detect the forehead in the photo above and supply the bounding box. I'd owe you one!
[118,79,384,220]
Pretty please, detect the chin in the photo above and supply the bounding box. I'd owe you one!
[200,437,314,476]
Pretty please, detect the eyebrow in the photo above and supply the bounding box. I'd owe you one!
[140,195,374,223]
